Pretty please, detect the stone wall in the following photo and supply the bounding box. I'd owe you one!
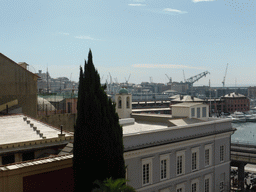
[0,53,38,118]
[37,113,76,132]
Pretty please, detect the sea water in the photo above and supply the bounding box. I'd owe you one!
[232,122,256,145]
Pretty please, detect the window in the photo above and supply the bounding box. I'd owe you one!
[205,144,212,167]
[205,178,209,192]
[220,145,224,162]
[2,154,15,165]
[118,97,122,109]
[161,159,167,179]
[118,97,122,108]
[192,152,197,170]
[191,179,199,192]
[142,158,153,186]
[176,183,185,192]
[197,107,200,118]
[220,173,225,192]
[191,147,199,171]
[176,151,185,176]
[205,149,209,166]
[191,108,195,117]
[22,151,34,161]
[202,107,207,117]
[220,181,224,192]
[126,97,130,108]
[160,154,169,180]
[191,183,197,192]
[204,174,212,192]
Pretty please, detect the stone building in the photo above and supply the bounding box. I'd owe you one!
[0,53,38,118]
[222,92,250,113]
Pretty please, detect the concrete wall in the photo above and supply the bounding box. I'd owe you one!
[172,107,190,118]
[0,53,38,118]
[37,113,76,132]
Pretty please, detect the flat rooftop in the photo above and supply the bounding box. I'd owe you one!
[0,115,73,145]
[123,122,167,135]
[122,115,231,136]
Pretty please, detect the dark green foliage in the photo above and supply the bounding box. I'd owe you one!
[73,50,125,191]
[92,177,136,192]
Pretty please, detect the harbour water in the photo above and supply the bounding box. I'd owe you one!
[232,122,256,145]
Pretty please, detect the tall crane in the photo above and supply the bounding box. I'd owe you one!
[165,74,172,84]
[222,63,228,87]
[185,70,210,95]
[125,73,131,84]
[185,71,210,86]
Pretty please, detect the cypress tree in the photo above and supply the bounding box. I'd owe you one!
[73,50,125,191]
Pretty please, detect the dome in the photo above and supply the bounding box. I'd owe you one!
[37,97,56,111]
[119,88,128,94]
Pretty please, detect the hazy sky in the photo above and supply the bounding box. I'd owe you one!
[1,0,255,86]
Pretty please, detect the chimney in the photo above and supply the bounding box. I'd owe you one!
[58,125,65,139]
[18,62,29,70]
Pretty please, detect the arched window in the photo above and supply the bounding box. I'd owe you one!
[126,96,130,108]
[118,97,122,108]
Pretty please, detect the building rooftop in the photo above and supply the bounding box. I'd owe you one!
[122,115,229,136]
[0,115,72,145]
[223,92,246,98]
[171,95,204,102]
[171,102,205,108]
[122,121,167,135]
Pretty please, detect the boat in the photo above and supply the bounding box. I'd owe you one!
[245,114,256,122]
[230,111,246,123]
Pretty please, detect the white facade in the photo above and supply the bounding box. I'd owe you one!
[172,102,209,119]
[123,111,235,191]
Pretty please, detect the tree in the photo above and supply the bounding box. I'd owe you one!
[73,50,125,191]
[92,177,136,192]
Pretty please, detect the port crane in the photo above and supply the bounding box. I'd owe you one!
[185,70,210,88]
[124,73,131,84]
[222,63,228,87]
[184,70,210,95]
[165,74,172,84]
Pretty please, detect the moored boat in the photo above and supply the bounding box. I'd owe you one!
[230,111,246,123]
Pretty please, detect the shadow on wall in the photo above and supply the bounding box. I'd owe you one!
[37,113,76,132]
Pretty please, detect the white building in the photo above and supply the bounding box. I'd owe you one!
[120,102,235,192]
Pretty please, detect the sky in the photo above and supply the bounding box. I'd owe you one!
[1,0,255,87]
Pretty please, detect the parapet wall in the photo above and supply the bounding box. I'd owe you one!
[37,113,76,132]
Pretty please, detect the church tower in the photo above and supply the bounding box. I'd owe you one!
[115,88,132,119]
